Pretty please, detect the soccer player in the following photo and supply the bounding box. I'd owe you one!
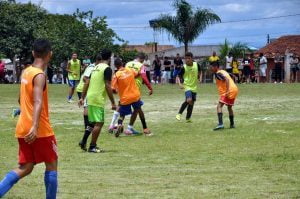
[78,49,116,153]
[211,63,238,130]
[67,53,81,103]
[112,58,145,137]
[109,53,153,135]
[176,52,200,122]
[0,39,58,198]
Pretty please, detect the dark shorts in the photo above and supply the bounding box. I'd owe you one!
[68,80,78,88]
[243,66,251,77]
[154,70,161,77]
[18,136,58,164]
[119,100,143,116]
[173,69,181,77]
[185,91,197,102]
[226,68,232,74]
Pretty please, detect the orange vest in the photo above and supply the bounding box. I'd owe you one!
[112,68,140,105]
[16,66,54,138]
[216,70,238,99]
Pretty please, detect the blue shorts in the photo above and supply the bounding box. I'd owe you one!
[185,91,197,102]
[154,70,161,77]
[119,100,144,116]
[68,80,78,88]
[173,69,181,77]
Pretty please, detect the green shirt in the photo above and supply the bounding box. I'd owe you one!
[87,63,109,108]
[183,62,198,92]
[68,59,81,80]
[76,64,95,92]
[125,60,142,88]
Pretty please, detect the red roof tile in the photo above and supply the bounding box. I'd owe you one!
[256,35,300,57]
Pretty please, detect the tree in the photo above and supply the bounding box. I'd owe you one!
[151,0,220,53]
[230,42,250,59]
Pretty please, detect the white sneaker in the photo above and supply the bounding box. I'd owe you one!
[68,99,74,103]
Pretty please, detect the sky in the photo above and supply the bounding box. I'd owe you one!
[17,0,300,48]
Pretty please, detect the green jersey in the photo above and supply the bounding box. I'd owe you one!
[125,60,143,88]
[76,64,95,93]
[68,59,81,80]
[183,62,198,92]
[87,63,109,108]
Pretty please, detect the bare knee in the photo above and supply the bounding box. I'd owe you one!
[45,161,57,171]
[15,163,34,178]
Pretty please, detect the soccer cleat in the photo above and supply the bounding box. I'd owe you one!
[186,119,192,123]
[124,128,140,136]
[143,128,153,136]
[12,109,20,118]
[115,125,124,138]
[108,125,117,134]
[213,124,224,131]
[78,141,87,151]
[176,114,181,121]
[88,146,104,153]
[68,99,74,103]
[230,124,235,129]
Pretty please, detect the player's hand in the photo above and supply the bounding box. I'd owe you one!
[111,104,117,110]
[78,98,84,107]
[25,126,37,144]
[149,89,153,96]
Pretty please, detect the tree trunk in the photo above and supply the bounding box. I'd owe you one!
[184,42,188,54]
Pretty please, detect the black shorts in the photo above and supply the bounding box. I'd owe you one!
[243,66,251,77]
[185,91,197,102]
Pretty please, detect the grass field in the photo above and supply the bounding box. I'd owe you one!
[0,83,300,199]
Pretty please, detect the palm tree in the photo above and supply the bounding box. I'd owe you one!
[230,42,250,59]
[150,0,221,53]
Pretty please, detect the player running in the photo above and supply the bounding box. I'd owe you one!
[176,52,201,122]
[78,49,116,153]
[0,39,58,198]
[112,58,146,137]
[211,62,238,130]
[67,53,81,103]
[108,53,153,136]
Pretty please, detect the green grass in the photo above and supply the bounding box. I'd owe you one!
[0,83,300,198]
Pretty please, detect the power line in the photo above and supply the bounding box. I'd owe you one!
[109,13,300,29]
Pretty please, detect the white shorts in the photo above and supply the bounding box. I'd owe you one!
[162,71,171,80]
[260,66,267,77]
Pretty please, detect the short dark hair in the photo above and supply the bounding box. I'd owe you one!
[114,58,123,68]
[101,49,112,60]
[137,52,146,60]
[72,52,77,56]
[24,59,32,66]
[33,39,52,58]
[211,62,219,67]
[96,53,102,61]
[260,53,263,57]
[185,52,193,58]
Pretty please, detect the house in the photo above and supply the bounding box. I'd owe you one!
[125,45,174,54]
[255,35,300,82]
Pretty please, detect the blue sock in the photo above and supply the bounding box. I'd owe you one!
[0,171,20,197]
[68,96,72,100]
[44,171,58,199]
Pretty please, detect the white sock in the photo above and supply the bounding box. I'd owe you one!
[127,125,133,130]
[110,111,120,127]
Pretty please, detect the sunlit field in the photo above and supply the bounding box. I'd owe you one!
[0,83,299,198]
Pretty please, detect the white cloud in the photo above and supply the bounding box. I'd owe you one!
[222,3,252,13]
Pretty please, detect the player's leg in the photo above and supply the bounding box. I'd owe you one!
[109,106,120,133]
[87,106,105,152]
[137,108,152,136]
[176,91,191,121]
[214,102,225,130]
[186,92,196,122]
[0,163,34,197]
[227,105,235,128]
[67,80,75,102]
[44,161,58,199]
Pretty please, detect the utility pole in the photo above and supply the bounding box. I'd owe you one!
[267,34,270,44]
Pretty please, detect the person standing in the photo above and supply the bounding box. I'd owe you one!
[78,49,116,153]
[259,53,268,83]
[176,52,201,123]
[0,59,5,83]
[0,39,58,198]
[152,55,161,84]
[274,52,283,83]
[225,52,233,73]
[67,53,81,102]
[143,55,151,83]
[173,53,183,83]
[243,55,251,84]
[249,53,256,83]
[162,57,171,84]
[60,59,68,84]
[290,55,299,83]
[211,62,238,131]
[209,51,220,67]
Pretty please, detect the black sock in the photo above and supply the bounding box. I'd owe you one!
[83,115,89,130]
[118,118,123,125]
[229,115,234,126]
[218,113,223,125]
[81,124,94,146]
[140,118,147,129]
[186,104,194,119]
[179,102,188,114]
[89,143,96,149]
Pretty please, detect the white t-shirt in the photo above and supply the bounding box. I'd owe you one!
[84,64,95,77]
[260,56,267,68]
[225,56,233,69]
[143,60,151,72]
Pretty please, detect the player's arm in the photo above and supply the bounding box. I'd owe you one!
[78,77,90,107]
[140,66,153,95]
[66,61,72,73]
[104,68,116,110]
[111,75,118,94]
[24,73,46,144]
